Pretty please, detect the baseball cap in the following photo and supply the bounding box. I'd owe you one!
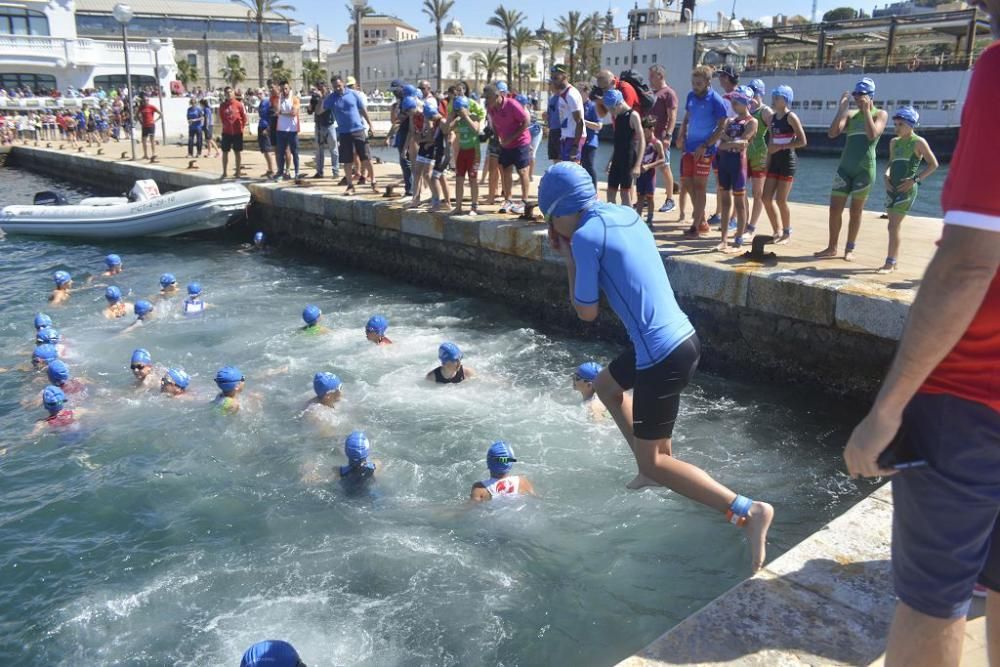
[716,64,740,81]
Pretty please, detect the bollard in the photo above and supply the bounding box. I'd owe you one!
[187,160,199,169]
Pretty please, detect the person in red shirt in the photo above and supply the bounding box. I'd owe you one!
[137,96,160,160]
[596,69,639,111]
[844,1,1000,661]
[218,86,248,178]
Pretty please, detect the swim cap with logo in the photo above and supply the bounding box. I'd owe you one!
[366,314,388,335]
[345,430,371,463]
[165,368,191,389]
[131,348,152,365]
[854,77,876,96]
[53,271,72,286]
[215,365,243,391]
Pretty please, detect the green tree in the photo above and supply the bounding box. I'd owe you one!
[538,29,568,75]
[232,0,296,87]
[176,59,198,87]
[556,11,591,80]
[269,57,293,84]
[822,7,857,21]
[422,0,455,92]
[511,26,535,91]
[473,48,507,86]
[219,54,247,88]
[302,59,327,86]
[487,6,525,83]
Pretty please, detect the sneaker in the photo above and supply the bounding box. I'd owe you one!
[510,200,525,215]
[468,208,479,216]
[658,199,675,213]
[498,200,512,214]
[357,176,366,185]
[729,218,738,232]
[337,176,349,186]
[310,173,324,179]
[708,213,721,225]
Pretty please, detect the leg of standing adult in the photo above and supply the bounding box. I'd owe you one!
[582,145,598,188]
[516,166,530,206]
[692,175,709,231]
[500,164,513,207]
[289,131,300,178]
[314,124,325,176]
[327,127,340,177]
[844,195,867,261]
[660,162,675,212]
[488,155,500,205]
[816,194,849,257]
[275,131,288,179]
[188,129,195,157]
[222,144,229,177]
[398,144,411,194]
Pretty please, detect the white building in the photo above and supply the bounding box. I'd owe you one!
[327,19,547,94]
[0,0,176,94]
[600,35,697,92]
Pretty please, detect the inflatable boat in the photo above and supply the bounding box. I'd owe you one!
[0,180,251,238]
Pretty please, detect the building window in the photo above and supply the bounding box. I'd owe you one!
[826,100,838,109]
[187,53,197,67]
[652,54,657,63]
[941,99,957,110]
[606,57,611,65]
[810,100,822,110]
[632,55,638,64]
[0,7,49,36]
[451,56,460,75]
[0,72,56,93]
[641,54,647,64]
[93,74,157,91]
[614,56,619,65]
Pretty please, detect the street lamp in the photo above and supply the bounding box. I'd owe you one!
[112,2,136,160]
[536,20,550,104]
[148,38,167,146]
[352,0,366,91]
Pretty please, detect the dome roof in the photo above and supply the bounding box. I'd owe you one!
[444,18,463,35]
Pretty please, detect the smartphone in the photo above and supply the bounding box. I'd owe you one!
[877,428,927,470]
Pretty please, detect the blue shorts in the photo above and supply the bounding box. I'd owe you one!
[498,143,531,170]
[560,136,583,161]
[892,393,1000,619]
[717,152,747,194]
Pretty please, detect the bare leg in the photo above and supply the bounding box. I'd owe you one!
[731,192,746,246]
[488,156,499,204]
[606,187,618,204]
[500,165,513,203]
[453,175,465,213]
[749,175,766,231]
[844,196,867,261]
[885,601,965,667]
[987,588,1000,666]
[234,150,242,174]
[879,211,904,273]
[661,164,675,208]
[679,176,690,220]
[816,194,848,257]
[439,172,450,204]
[692,175,709,230]
[620,183,633,207]
[470,170,479,210]
[717,188,733,251]
[774,180,794,244]
[221,150,229,176]
[517,166,530,203]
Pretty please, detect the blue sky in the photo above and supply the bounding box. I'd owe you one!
[290,0,877,53]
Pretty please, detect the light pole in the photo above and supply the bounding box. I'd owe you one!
[148,38,167,146]
[352,0,366,90]
[113,3,136,160]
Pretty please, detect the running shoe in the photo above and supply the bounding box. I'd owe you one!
[658,199,675,213]
[310,173,324,179]
[708,213,721,225]
[498,200,512,214]
[468,208,479,216]
[510,200,525,215]
[337,176,349,186]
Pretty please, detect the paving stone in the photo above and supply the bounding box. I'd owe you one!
[835,284,912,341]
[401,209,445,240]
[442,215,480,247]
[747,272,845,326]
[664,255,751,307]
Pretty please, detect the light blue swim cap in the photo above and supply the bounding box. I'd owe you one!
[893,106,919,127]
[33,344,59,363]
[105,253,122,267]
[131,348,151,365]
[134,300,153,318]
[345,430,370,463]
[302,304,322,325]
[423,101,440,118]
[602,88,624,109]
[515,94,529,106]
[313,371,343,397]
[159,273,176,288]
[253,231,264,244]
[854,77,876,96]
[401,96,418,112]
[771,85,794,105]
[239,640,302,667]
[495,81,509,93]
[487,440,518,475]
[215,365,243,391]
[187,282,202,296]
[366,314,388,335]
[575,361,602,382]
[402,84,418,97]
[53,270,72,286]
[748,79,766,97]
[47,359,70,384]
[452,95,469,110]
[42,385,66,412]
[438,342,462,363]
[538,162,598,219]
[105,285,123,303]
[34,312,53,330]
[36,327,61,344]
[166,367,190,389]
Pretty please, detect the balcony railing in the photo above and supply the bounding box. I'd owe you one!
[0,35,169,68]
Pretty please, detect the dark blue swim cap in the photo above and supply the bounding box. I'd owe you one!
[452,95,469,110]
[402,84,418,97]
[159,273,176,288]
[34,312,53,330]
[105,285,123,303]
[575,361,602,382]
[239,639,302,667]
[313,371,343,397]
[438,342,462,363]
[36,327,61,344]
[302,304,322,325]
[33,344,59,363]
[53,270,72,286]
[345,430,370,463]
[215,365,243,391]
[253,231,264,244]
[487,440,518,475]
[134,300,153,318]
[42,385,65,413]
[538,162,598,219]
[131,348,151,365]
[47,359,70,384]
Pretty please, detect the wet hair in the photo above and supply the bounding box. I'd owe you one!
[641,115,656,129]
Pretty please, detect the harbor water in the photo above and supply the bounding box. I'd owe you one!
[0,170,875,664]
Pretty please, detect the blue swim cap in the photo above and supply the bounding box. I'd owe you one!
[166,367,190,389]
[854,77,876,96]
[495,81,509,93]
[159,273,176,288]
[313,371,343,397]
[105,285,123,303]
[487,440,518,475]
[366,314,388,335]
[538,162,598,219]
[239,640,302,667]
[36,327,61,344]
[438,342,462,363]
[423,101,440,118]
[33,343,59,363]
[253,231,264,244]
[134,299,153,318]
[215,365,243,391]
[345,430,370,463]
[748,79,766,97]
[34,312,53,330]
[602,88,624,109]
[42,385,66,413]
[515,94,529,106]
[402,84,418,97]
[401,95,419,112]
[53,270,72,286]
[893,106,919,127]
[575,361,602,382]
[131,349,151,366]
[47,359,70,384]
[726,85,754,107]
[771,85,794,105]
[104,253,122,267]
[187,282,202,296]
[452,95,469,110]
[302,304,322,325]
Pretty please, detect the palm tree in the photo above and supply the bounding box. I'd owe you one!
[422,0,455,92]
[473,48,507,86]
[302,59,327,86]
[344,2,376,82]
[538,30,567,78]
[486,6,525,83]
[232,0,296,87]
[269,57,293,85]
[511,26,534,91]
[176,59,199,88]
[556,11,590,80]
[220,54,247,88]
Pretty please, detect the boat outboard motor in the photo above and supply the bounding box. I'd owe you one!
[127,179,161,203]
[33,191,69,206]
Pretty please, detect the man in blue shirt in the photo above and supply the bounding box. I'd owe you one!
[540,162,774,573]
[185,98,204,157]
[545,81,562,161]
[677,65,728,236]
[325,75,374,194]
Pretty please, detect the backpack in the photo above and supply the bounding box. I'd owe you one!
[619,70,656,113]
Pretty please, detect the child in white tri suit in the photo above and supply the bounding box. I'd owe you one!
[182,282,208,315]
[470,440,536,501]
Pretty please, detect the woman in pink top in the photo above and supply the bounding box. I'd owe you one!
[485,84,531,215]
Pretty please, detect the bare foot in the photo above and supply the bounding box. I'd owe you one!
[774,233,791,246]
[626,473,659,490]
[714,242,736,253]
[844,250,856,262]
[813,247,838,258]
[677,214,686,223]
[876,262,896,274]
[744,501,774,572]
[450,207,465,215]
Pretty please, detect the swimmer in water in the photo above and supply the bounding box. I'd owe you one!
[470,440,536,501]
[49,271,73,305]
[123,299,154,331]
[365,314,392,345]
[159,273,178,296]
[572,361,612,421]
[309,372,343,408]
[182,282,208,315]
[32,385,84,435]
[427,342,475,383]
[47,359,88,395]
[102,253,123,276]
[253,231,265,247]
[301,305,328,334]
[160,367,191,398]
[238,231,267,255]
[340,430,377,484]
[32,343,59,371]
[129,348,158,389]
[103,286,133,319]
[34,312,53,332]
[212,365,245,414]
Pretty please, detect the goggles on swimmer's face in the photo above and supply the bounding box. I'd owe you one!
[131,363,146,371]
[490,456,515,464]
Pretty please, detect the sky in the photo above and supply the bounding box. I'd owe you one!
[290,0,881,54]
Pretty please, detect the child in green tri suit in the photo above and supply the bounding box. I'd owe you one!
[300,304,329,334]
[745,79,772,240]
[212,366,245,414]
[445,95,482,215]
[816,78,888,261]
[879,106,938,274]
